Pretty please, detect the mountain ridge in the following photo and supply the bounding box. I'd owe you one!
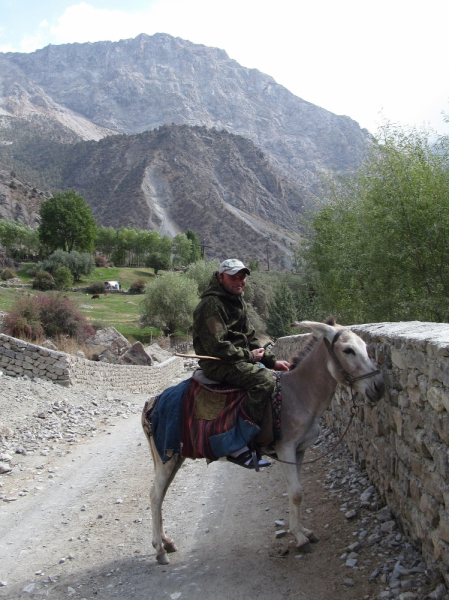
[0,33,370,193]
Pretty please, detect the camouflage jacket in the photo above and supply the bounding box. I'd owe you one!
[192,273,276,368]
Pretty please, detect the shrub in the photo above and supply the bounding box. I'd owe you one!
[5,293,94,342]
[54,266,74,291]
[87,281,105,294]
[129,278,147,294]
[39,250,95,282]
[5,295,44,340]
[32,270,55,291]
[95,255,108,267]
[39,294,94,341]
[140,272,199,335]
[184,260,220,294]
[0,267,16,281]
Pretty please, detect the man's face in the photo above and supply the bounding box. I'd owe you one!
[218,270,247,295]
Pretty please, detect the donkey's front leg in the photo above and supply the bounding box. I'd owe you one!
[277,445,314,551]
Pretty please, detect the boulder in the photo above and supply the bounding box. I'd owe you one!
[85,327,131,357]
[118,342,153,366]
[41,340,57,351]
[98,348,118,364]
[145,343,172,364]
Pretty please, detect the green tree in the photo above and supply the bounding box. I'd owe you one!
[0,219,39,258]
[266,281,297,339]
[38,190,97,253]
[248,258,260,272]
[299,123,449,323]
[95,226,116,259]
[171,233,192,267]
[186,229,201,262]
[184,259,220,294]
[146,252,170,275]
[140,272,199,335]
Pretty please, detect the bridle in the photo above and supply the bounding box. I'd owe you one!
[323,329,380,387]
[269,329,381,467]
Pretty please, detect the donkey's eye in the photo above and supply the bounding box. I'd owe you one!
[343,348,355,355]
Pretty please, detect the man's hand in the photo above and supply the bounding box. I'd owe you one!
[274,360,290,371]
[252,348,265,361]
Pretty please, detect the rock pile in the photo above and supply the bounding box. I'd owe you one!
[314,429,448,600]
[85,327,131,360]
[0,359,194,486]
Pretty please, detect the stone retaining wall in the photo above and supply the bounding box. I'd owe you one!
[272,322,449,585]
[0,333,183,393]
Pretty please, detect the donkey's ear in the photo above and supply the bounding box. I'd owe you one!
[291,321,336,341]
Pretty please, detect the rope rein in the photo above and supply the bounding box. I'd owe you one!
[270,392,358,466]
[270,329,379,467]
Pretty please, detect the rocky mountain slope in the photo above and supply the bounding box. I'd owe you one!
[0,123,303,267]
[0,33,370,193]
[0,168,48,227]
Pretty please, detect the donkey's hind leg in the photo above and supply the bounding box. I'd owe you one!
[148,436,184,565]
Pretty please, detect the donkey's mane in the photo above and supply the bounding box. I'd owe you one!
[289,335,319,370]
[289,316,336,371]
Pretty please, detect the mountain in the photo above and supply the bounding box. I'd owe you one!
[0,123,304,268]
[0,168,47,226]
[0,33,370,195]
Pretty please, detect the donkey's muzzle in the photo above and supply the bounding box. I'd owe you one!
[365,375,385,402]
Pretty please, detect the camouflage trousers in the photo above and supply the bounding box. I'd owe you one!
[199,360,275,425]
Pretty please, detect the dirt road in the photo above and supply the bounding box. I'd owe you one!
[0,377,438,600]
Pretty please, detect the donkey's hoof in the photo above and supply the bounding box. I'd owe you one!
[163,540,178,553]
[156,552,170,565]
[307,533,320,544]
[297,541,314,553]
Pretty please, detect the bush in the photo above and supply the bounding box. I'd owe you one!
[87,281,105,294]
[95,255,108,267]
[184,260,220,294]
[32,270,55,291]
[129,278,147,294]
[140,272,199,335]
[5,296,44,340]
[39,250,95,282]
[5,293,94,342]
[39,294,94,341]
[54,266,74,291]
[0,267,16,281]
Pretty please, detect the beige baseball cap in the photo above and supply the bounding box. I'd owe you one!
[218,259,250,276]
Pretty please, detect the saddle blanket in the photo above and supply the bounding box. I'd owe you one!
[151,372,282,463]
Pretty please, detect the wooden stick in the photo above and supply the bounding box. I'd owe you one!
[174,353,222,361]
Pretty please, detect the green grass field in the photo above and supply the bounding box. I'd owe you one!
[0,265,162,342]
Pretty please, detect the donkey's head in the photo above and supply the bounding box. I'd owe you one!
[291,320,385,402]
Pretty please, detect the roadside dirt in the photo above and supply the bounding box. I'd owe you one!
[0,375,437,600]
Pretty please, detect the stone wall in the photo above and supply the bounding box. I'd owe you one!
[273,322,449,586]
[0,333,183,393]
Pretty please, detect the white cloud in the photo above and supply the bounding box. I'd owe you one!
[0,43,14,53]
[20,33,47,53]
[49,2,148,44]
[39,19,49,27]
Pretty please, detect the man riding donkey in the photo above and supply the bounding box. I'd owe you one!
[192,258,290,469]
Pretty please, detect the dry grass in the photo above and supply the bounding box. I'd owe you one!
[55,336,104,360]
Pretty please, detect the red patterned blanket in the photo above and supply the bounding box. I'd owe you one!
[180,372,282,461]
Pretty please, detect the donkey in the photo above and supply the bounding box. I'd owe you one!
[142,319,385,564]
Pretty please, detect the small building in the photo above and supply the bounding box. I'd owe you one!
[104,280,120,290]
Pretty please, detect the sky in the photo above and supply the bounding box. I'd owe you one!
[1,0,448,136]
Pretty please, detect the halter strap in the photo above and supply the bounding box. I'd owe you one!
[323,330,380,386]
